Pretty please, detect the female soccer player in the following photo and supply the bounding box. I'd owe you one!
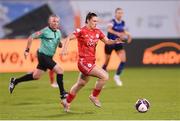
[60,12,124,112]
[102,8,132,86]
[9,15,67,100]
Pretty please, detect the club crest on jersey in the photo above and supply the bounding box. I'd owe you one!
[87,39,96,47]
[96,34,99,38]
[87,63,92,67]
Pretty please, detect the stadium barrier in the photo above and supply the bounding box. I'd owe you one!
[0,39,179,72]
[125,39,180,67]
[0,39,120,72]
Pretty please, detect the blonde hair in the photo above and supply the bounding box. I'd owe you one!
[115,8,123,13]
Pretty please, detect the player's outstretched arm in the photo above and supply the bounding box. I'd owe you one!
[24,36,34,59]
[61,34,77,55]
[108,25,132,44]
[107,25,122,37]
[24,31,42,59]
[101,36,124,45]
[124,31,132,44]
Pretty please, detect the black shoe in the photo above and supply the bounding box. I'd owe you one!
[60,91,68,99]
[9,78,16,94]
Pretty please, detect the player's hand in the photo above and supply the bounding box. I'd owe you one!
[117,33,125,38]
[24,48,29,59]
[115,38,125,44]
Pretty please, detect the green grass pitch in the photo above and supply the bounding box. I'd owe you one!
[0,67,180,120]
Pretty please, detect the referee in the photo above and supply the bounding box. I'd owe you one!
[9,15,67,100]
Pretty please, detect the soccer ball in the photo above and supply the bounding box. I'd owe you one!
[135,98,150,113]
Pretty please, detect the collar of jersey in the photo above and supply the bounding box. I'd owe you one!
[114,18,123,24]
[48,26,57,32]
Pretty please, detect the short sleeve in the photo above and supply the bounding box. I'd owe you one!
[122,20,126,31]
[73,28,81,38]
[98,30,105,40]
[31,30,43,39]
[107,19,114,27]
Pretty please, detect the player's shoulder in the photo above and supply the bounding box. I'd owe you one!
[56,29,61,37]
[56,29,61,33]
[80,26,87,31]
[40,26,49,34]
[42,26,49,31]
[109,18,114,22]
[121,20,125,25]
[33,27,47,36]
[74,26,85,33]
[111,19,116,23]
[74,28,82,34]
[94,27,102,32]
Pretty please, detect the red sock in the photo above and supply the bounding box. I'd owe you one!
[67,93,76,103]
[92,88,101,97]
[49,70,54,84]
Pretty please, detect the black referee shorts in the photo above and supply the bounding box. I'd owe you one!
[37,51,56,71]
[105,43,124,55]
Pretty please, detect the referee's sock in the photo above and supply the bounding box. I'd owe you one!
[102,64,107,70]
[14,73,34,85]
[56,74,66,98]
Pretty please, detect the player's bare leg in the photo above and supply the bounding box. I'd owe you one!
[33,69,45,79]
[70,73,90,95]
[88,66,109,107]
[63,66,108,108]
[114,49,126,86]
[61,73,89,112]
[102,54,111,71]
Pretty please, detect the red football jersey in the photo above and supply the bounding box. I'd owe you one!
[73,26,105,61]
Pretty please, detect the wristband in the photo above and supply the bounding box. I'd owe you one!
[25,48,30,52]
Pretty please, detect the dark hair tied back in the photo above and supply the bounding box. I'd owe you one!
[85,12,97,23]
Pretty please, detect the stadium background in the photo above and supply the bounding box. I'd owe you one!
[0,0,179,120]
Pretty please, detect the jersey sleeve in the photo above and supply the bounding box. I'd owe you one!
[73,28,81,38]
[107,19,114,27]
[31,29,44,39]
[122,20,127,31]
[98,30,105,40]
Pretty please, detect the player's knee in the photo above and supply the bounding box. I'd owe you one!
[78,81,87,87]
[121,55,127,62]
[33,73,40,80]
[102,73,109,81]
[33,75,40,80]
[56,68,64,74]
[121,58,126,62]
[53,65,64,74]
[57,70,63,74]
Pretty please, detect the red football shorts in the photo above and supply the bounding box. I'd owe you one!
[77,59,96,76]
